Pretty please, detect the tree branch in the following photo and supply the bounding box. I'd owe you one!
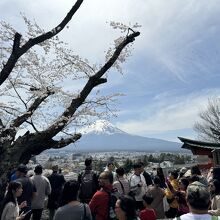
[51,133,82,149]
[0,0,84,86]
[9,79,27,109]
[25,119,39,133]
[16,132,81,163]
[41,31,140,138]
[12,89,54,127]
[12,33,22,53]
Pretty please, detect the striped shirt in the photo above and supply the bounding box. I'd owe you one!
[113,177,130,195]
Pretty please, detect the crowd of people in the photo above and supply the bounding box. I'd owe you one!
[0,158,220,220]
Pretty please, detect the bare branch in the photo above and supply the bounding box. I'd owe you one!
[0,105,20,115]
[194,97,220,142]
[25,119,39,133]
[12,89,54,127]
[41,31,140,138]
[0,0,84,86]
[9,79,27,108]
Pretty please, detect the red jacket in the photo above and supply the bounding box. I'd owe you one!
[89,188,110,220]
[139,208,156,220]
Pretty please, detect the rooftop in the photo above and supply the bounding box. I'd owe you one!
[178,137,220,150]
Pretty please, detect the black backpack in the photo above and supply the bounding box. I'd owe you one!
[79,170,96,200]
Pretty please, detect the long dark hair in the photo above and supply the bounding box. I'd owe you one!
[156,167,166,187]
[0,181,22,217]
[119,195,137,220]
[191,165,201,175]
[180,178,189,191]
[59,180,80,207]
[210,179,220,198]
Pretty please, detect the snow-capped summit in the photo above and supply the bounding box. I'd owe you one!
[59,119,182,152]
[80,119,125,135]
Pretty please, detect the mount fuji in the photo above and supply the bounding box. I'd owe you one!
[62,120,182,152]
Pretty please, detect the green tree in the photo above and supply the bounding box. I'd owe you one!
[123,158,133,174]
[94,159,106,173]
[142,155,149,166]
[173,155,185,164]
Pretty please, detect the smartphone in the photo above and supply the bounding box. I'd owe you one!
[24,210,32,215]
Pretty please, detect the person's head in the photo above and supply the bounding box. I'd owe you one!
[142,194,154,207]
[107,162,114,172]
[169,170,178,180]
[191,165,201,176]
[59,180,79,206]
[179,167,188,178]
[98,171,113,188]
[116,167,125,177]
[133,163,142,176]
[1,181,23,213]
[186,181,211,212]
[52,164,59,172]
[139,161,144,172]
[208,167,213,179]
[153,176,161,186]
[85,158,92,167]
[115,196,137,220]
[209,179,220,195]
[16,164,28,177]
[188,175,200,184]
[179,178,189,191]
[212,167,220,181]
[209,167,214,172]
[156,167,164,176]
[179,167,187,175]
[34,164,43,175]
[8,181,23,198]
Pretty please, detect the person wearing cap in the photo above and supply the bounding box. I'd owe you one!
[31,165,51,220]
[16,164,37,220]
[47,165,66,220]
[174,181,220,220]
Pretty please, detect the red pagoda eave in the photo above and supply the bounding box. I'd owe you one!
[190,147,213,157]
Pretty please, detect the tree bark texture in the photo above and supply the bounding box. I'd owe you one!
[0,0,140,201]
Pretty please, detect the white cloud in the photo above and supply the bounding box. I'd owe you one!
[116,89,220,136]
[2,0,220,142]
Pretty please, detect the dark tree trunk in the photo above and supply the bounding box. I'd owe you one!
[0,0,140,201]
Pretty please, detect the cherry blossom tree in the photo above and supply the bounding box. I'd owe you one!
[0,0,140,198]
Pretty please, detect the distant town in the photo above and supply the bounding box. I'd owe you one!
[29,150,202,180]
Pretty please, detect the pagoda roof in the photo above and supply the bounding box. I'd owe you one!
[178,137,220,150]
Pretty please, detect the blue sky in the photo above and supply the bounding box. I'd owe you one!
[1,0,220,142]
